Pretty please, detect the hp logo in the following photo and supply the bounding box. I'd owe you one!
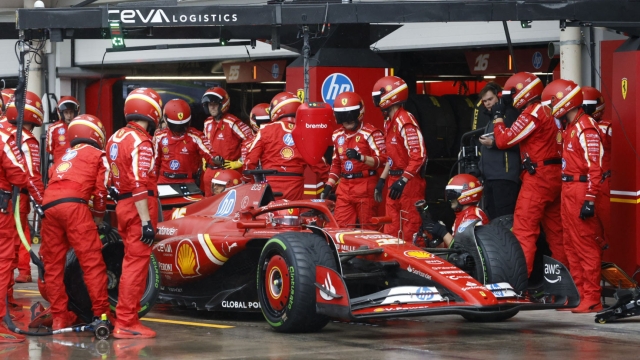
[271,63,280,79]
[321,73,354,107]
[532,51,543,70]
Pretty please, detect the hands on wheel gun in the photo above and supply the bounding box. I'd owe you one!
[413,200,453,248]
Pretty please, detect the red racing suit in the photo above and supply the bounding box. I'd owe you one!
[204,114,254,162]
[494,102,566,275]
[106,122,158,327]
[153,127,215,184]
[46,121,70,165]
[328,123,386,229]
[40,143,110,321]
[244,118,328,200]
[383,108,427,242]
[596,120,611,246]
[0,128,43,322]
[561,110,603,304]
[452,206,489,237]
[8,126,45,278]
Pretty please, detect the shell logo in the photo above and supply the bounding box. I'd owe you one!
[56,162,72,173]
[176,241,200,278]
[385,85,392,91]
[516,83,524,90]
[162,147,169,154]
[556,92,564,100]
[556,132,562,143]
[404,250,433,259]
[232,179,239,185]
[280,147,294,159]
[58,135,65,142]
[469,181,476,188]
[110,163,120,178]
[374,308,384,313]
[273,99,279,106]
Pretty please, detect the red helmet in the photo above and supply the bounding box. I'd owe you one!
[6,91,44,127]
[210,169,243,193]
[581,86,605,121]
[445,174,483,208]
[164,99,191,125]
[269,92,302,122]
[57,96,80,121]
[333,91,364,125]
[372,76,408,110]
[202,87,230,115]
[1,88,14,113]
[269,200,301,227]
[541,79,583,119]
[503,72,543,110]
[124,87,163,128]
[67,114,107,149]
[250,103,271,132]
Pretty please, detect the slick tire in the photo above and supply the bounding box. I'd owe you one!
[474,223,528,294]
[258,232,338,333]
[491,215,551,289]
[64,230,161,323]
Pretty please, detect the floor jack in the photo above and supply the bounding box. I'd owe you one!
[595,263,640,324]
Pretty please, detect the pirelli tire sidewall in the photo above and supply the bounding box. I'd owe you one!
[257,232,337,333]
[64,230,161,323]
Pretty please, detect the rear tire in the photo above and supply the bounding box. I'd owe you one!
[65,230,160,323]
[258,232,337,333]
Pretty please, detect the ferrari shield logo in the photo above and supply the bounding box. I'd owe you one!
[622,78,628,100]
[296,89,305,102]
[178,112,184,120]
[356,136,361,142]
[341,98,348,106]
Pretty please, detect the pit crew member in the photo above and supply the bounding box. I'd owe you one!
[5,91,46,284]
[106,87,162,338]
[40,114,110,330]
[582,86,611,247]
[493,72,566,276]
[46,96,80,165]
[372,76,427,242]
[422,174,489,248]
[202,87,254,170]
[154,99,215,185]
[322,92,386,229]
[244,92,329,200]
[542,79,604,313]
[0,88,14,126]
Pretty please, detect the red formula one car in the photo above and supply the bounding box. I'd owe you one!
[62,172,580,333]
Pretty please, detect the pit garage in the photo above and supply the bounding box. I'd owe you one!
[3,0,640,358]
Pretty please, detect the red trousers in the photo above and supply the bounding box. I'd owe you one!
[115,197,158,326]
[267,176,304,201]
[17,210,31,275]
[384,175,426,242]
[513,167,566,275]
[561,182,602,302]
[596,177,611,246]
[40,202,109,320]
[0,211,18,319]
[334,177,379,230]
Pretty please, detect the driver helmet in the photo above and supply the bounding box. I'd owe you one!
[210,169,243,195]
[270,200,301,226]
[445,174,483,212]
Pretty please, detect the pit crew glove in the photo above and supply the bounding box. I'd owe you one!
[374,178,386,203]
[579,200,595,220]
[140,221,155,246]
[491,101,506,121]
[501,87,515,107]
[320,184,332,200]
[388,177,408,200]
[346,148,363,162]
[423,219,448,240]
[213,156,224,166]
[223,159,243,170]
[98,222,112,237]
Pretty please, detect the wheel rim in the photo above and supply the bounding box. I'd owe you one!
[264,255,290,312]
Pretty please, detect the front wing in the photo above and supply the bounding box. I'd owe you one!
[315,256,580,320]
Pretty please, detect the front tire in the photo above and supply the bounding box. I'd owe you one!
[257,232,337,333]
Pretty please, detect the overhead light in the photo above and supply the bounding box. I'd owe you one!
[484,76,496,79]
[125,76,227,80]
[34,0,45,8]
[261,81,286,84]
[532,72,553,76]
[417,80,443,83]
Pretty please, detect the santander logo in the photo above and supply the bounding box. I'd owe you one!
[305,123,328,129]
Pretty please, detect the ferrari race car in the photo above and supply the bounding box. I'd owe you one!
[63,177,580,333]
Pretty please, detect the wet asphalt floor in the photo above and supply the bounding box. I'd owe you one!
[4,258,640,359]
